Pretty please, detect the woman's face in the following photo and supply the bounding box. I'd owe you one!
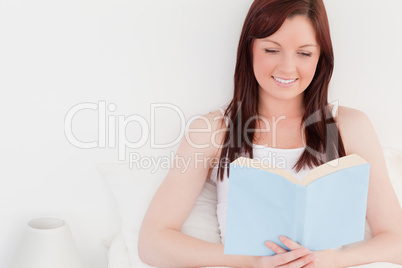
[252,15,320,101]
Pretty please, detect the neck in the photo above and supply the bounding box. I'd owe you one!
[258,94,305,121]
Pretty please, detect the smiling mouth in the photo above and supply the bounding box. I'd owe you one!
[272,76,298,84]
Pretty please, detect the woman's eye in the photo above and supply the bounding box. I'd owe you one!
[264,49,279,54]
[299,52,312,57]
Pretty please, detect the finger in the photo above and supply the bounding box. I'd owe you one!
[265,241,287,254]
[272,247,312,266]
[278,235,306,251]
[302,261,316,268]
[300,255,317,268]
[293,253,316,267]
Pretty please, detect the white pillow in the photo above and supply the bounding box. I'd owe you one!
[98,154,221,268]
[108,230,132,268]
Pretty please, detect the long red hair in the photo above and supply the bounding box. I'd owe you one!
[217,0,346,182]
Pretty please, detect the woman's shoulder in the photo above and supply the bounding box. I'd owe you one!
[185,109,227,160]
[189,109,227,133]
[335,105,370,124]
[333,105,375,155]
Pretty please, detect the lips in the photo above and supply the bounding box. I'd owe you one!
[272,76,298,88]
[272,76,298,84]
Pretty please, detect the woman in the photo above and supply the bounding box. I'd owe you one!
[138,0,402,267]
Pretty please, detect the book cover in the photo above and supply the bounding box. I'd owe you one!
[224,154,370,256]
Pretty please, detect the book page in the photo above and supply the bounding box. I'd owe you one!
[231,154,368,186]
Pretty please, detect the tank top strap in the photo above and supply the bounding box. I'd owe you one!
[218,106,230,127]
[331,102,339,118]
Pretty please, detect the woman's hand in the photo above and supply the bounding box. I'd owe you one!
[245,236,317,268]
[266,236,340,268]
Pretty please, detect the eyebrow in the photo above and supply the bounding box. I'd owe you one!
[261,39,317,48]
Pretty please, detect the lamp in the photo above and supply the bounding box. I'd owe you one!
[9,217,85,268]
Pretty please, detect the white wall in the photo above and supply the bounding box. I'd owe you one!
[0,0,401,267]
[326,0,402,152]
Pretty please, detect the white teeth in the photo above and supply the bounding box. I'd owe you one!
[273,77,297,84]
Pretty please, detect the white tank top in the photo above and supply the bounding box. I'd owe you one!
[209,104,341,250]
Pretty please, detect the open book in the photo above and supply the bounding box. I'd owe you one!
[224,154,370,256]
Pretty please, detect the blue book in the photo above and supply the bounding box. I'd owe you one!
[224,154,370,256]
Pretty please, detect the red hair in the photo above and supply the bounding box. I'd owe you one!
[217,0,346,182]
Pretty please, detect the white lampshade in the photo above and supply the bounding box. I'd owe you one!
[9,217,85,268]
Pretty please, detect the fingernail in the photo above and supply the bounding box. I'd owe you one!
[279,236,285,240]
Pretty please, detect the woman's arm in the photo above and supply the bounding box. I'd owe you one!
[330,106,402,267]
[138,111,248,267]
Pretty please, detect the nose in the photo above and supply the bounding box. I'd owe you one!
[277,52,297,74]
